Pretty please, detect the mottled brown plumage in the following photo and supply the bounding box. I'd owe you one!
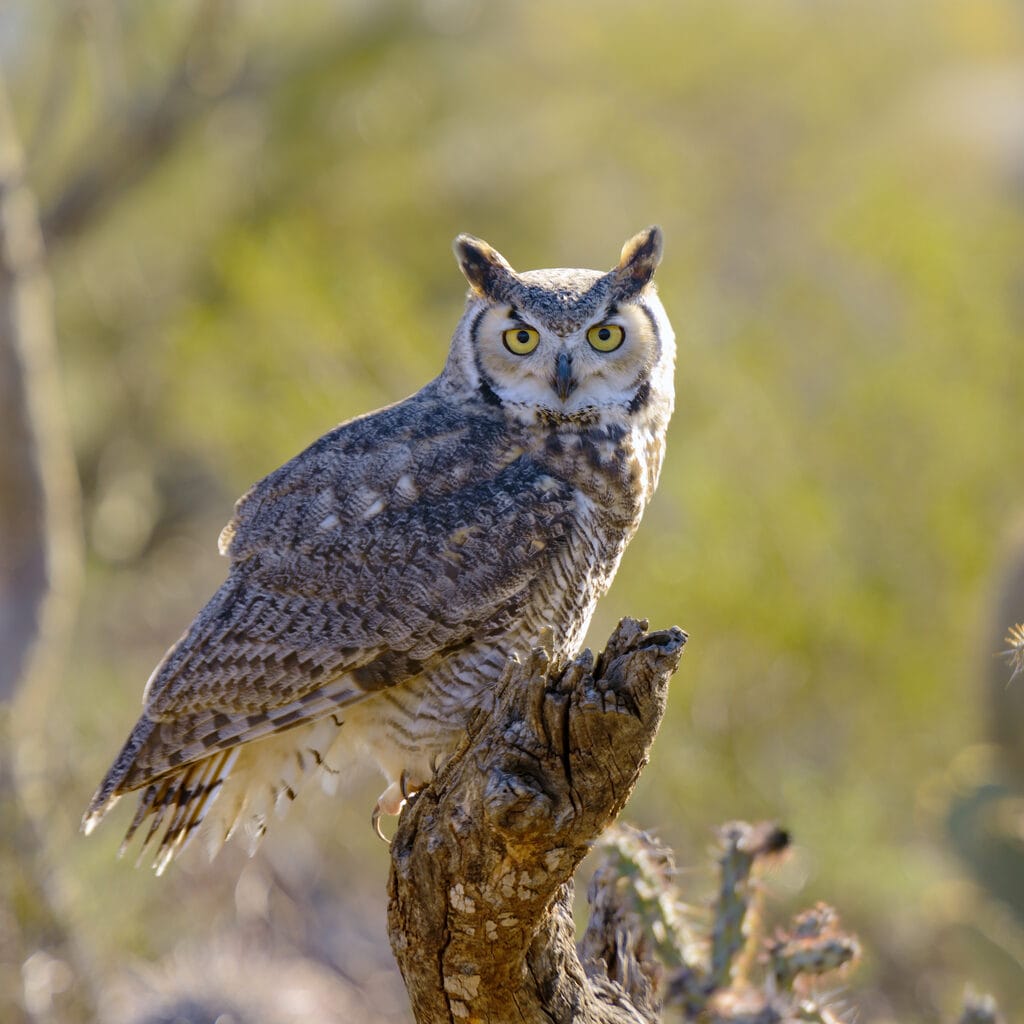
[83,227,676,872]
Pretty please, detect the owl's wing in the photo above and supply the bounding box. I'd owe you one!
[91,405,577,808]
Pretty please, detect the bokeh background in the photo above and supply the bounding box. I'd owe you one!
[2,1,1024,1021]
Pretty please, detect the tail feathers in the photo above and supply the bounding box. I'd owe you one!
[119,748,240,875]
[82,717,157,836]
[203,716,346,860]
[105,716,346,873]
[82,674,368,870]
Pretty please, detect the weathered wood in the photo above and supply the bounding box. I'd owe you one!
[387,618,686,1024]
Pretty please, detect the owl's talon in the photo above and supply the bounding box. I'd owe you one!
[371,803,390,845]
[400,769,422,803]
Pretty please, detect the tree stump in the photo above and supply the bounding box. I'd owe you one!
[387,618,686,1024]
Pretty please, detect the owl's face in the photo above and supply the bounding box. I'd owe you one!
[445,228,674,426]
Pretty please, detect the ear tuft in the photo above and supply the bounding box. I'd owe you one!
[453,234,517,301]
[610,226,663,301]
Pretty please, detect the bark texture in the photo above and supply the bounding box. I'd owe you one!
[387,618,686,1024]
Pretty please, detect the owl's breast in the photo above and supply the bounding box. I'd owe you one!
[533,418,662,530]
[337,412,665,788]
[509,418,663,656]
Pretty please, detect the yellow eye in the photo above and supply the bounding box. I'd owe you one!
[502,326,540,355]
[586,323,625,352]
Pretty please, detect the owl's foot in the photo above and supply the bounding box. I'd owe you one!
[372,771,425,844]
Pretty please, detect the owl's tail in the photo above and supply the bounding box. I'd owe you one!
[83,716,348,874]
[118,746,242,874]
[81,715,158,835]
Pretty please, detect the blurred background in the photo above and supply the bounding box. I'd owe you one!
[1,1,1023,1021]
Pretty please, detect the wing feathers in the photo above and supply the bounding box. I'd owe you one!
[85,398,580,869]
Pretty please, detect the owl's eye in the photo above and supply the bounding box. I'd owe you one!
[502,326,540,355]
[586,323,625,353]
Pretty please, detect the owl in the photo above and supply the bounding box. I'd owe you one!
[83,227,676,872]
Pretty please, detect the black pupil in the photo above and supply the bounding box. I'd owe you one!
[599,328,611,341]
[517,330,530,343]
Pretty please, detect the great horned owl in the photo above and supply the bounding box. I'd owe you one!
[83,227,676,872]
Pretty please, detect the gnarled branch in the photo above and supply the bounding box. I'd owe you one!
[387,618,686,1024]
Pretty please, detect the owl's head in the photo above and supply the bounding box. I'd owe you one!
[444,228,674,426]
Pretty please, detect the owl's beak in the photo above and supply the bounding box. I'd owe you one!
[554,352,577,401]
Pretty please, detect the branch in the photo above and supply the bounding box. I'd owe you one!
[0,73,90,1022]
[0,74,82,705]
[38,0,242,246]
[0,85,49,702]
[387,618,687,1024]
[37,1,419,249]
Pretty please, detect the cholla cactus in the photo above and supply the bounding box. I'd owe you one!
[768,903,860,993]
[959,989,1004,1024]
[588,823,1006,1023]
[590,821,859,1021]
[1003,623,1024,681]
[707,821,791,990]
[590,823,701,971]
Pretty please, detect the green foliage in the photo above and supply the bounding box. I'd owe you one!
[4,1,1024,1019]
